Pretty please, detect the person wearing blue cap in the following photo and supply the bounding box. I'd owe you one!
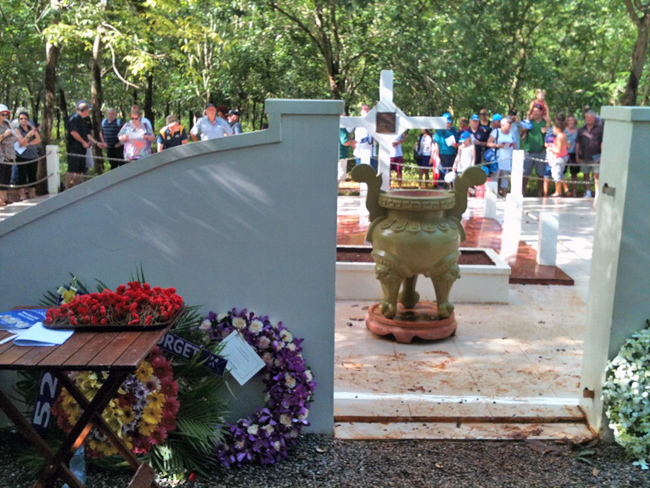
[492,113,502,130]
[433,112,458,187]
[467,114,488,165]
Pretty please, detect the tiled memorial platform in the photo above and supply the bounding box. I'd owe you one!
[335,195,596,440]
[2,193,598,440]
[337,195,578,286]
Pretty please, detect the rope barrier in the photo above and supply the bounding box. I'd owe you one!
[0,155,47,166]
[67,152,126,163]
[0,173,53,189]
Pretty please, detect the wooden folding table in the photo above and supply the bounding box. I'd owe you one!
[0,325,172,488]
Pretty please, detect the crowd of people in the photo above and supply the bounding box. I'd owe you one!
[0,104,42,206]
[65,101,244,189]
[339,89,604,200]
[0,99,246,202]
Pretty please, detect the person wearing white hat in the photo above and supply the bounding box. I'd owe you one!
[0,104,17,206]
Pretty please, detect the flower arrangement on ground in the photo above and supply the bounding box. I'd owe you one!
[30,273,228,480]
[199,308,316,466]
[603,325,650,470]
[45,281,183,326]
[52,347,179,457]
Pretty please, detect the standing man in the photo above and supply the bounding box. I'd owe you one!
[157,115,188,151]
[521,104,550,197]
[66,101,103,189]
[353,104,376,171]
[389,131,407,188]
[432,112,458,185]
[467,114,488,165]
[575,110,603,199]
[227,110,243,134]
[190,103,233,141]
[508,109,521,149]
[100,108,124,169]
[338,114,356,185]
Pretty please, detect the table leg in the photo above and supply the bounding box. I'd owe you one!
[34,370,129,487]
[0,387,84,488]
[54,371,159,488]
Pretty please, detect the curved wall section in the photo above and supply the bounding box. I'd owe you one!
[0,99,344,433]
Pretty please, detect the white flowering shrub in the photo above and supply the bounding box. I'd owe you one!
[603,327,650,470]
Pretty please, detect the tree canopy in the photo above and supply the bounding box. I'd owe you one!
[0,0,644,136]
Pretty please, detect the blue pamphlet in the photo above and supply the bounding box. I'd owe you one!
[0,309,47,330]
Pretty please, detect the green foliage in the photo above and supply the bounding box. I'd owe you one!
[0,0,643,135]
[603,324,650,470]
[142,344,228,477]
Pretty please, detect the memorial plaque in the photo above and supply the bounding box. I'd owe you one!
[376,112,396,134]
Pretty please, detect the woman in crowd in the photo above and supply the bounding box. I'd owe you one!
[117,107,155,162]
[564,114,579,197]
[547,118,570,197]
[0,105,17,206]
[14,109,41,200]
[487,116,517,197]
[414,129,433,188]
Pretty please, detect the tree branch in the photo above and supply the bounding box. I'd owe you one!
[108,44,140,89]
[624,0,642,27]
[269,1,321,50]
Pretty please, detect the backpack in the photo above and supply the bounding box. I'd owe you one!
[484,129,499,162]
[483,129,500,175]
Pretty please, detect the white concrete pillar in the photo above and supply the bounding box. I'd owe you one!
[359,183,369,217]
[377,143,391,191]
[536,212,558,266]
[380,70,394,104]
[500,194,522,263]
[485,181,498,220]
[46,145,59,195]
[511,150,524,208]
[580,106,650,437]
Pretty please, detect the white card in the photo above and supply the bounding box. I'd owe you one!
[220,331,266,386]
[13,322,74,347]
[445,135,456,146]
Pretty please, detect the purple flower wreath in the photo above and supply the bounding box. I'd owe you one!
[199,308,316,467]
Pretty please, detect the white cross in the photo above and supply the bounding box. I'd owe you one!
[340,70,448,190]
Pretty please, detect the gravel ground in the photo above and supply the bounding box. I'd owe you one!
[1,434,650,488]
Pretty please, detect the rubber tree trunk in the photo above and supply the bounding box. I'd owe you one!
[40,40,60,194]
[622,14,650,106]
[91,27,104,174]
[42,42,60,148]
[58,88,68,129]
[144,72,154,129]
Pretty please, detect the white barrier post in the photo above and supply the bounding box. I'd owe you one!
[485,181,498,219]
[46,145,60,195]
[358,182,369,218]
[511,150,524,209]
[537,212,559,266]
[500,193,522,263]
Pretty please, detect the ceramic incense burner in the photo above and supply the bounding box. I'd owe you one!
[352,165,487,320]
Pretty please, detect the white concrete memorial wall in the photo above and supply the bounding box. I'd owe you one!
[579,106,650,437]
[0,99,343,433]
